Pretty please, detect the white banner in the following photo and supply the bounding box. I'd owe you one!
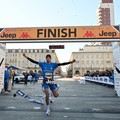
[85,76,114,86]
[0,43,6,93]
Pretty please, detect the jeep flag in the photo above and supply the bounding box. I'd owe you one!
[0,26,120,42]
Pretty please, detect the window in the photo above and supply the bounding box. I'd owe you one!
[43,49,46,52]
[46,50,49,52]
[96,55,98,58]
[86,55,89,59]
[15,49,19,52]
[35,49,37,53]
[52,50,55,53]
[18,49,21,52]
[91,56,93,59]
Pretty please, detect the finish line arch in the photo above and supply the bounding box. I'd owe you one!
[0,25,120,43]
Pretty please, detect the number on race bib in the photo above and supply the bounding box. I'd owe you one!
[45,72,52,79]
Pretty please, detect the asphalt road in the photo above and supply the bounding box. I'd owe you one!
[0,78,120,120]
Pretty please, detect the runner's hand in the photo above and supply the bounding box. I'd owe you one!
[72,59,76,63]
[23,53,27,58]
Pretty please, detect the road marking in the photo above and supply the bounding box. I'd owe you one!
[72,94,77,96]
[64,107,71,110]
[7,106,16,109]
[33,107,41,110]
[92,108,103,111]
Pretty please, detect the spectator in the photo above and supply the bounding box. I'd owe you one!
[4,67,10,93]
[24,71,29,85]
[28,74,32,83]
[34,70,40,83]
[12,71,16,86]
[29,70,35,83]
[7,68,13,92]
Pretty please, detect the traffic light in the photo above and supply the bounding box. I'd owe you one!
[49,45,65,49]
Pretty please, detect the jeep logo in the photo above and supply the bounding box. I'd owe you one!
[0,32,16,39]
[99,30,117,37]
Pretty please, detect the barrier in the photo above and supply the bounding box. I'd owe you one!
[85,76,114,86]
[73,76,86,84]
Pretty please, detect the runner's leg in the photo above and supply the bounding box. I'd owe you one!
[43,84,51,115]
[52,90,59,97]
[44,88,50,105]
[50,84,59,97]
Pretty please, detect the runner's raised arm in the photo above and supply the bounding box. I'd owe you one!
[23,53,39,65]
[57,59,76,66]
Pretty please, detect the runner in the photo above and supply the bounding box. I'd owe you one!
[23,53,76,115]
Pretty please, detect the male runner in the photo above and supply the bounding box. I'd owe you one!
[23,53,76,115]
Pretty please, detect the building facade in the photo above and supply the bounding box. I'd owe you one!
[96,0,114,26]
[67,45,113,77]
[5,49,62,75]
[93,0,115,46]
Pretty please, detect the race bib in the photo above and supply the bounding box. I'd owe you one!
[45,72,52,79]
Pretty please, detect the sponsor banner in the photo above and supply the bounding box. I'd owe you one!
[85,76,114,85]
[0,43,5,93]
[0,26,119,41]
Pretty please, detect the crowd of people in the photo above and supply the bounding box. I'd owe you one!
[22,70,41,85]
[3,66,41,94]
[84,69,114,80]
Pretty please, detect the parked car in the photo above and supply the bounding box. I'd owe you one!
[14,73,25,83]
